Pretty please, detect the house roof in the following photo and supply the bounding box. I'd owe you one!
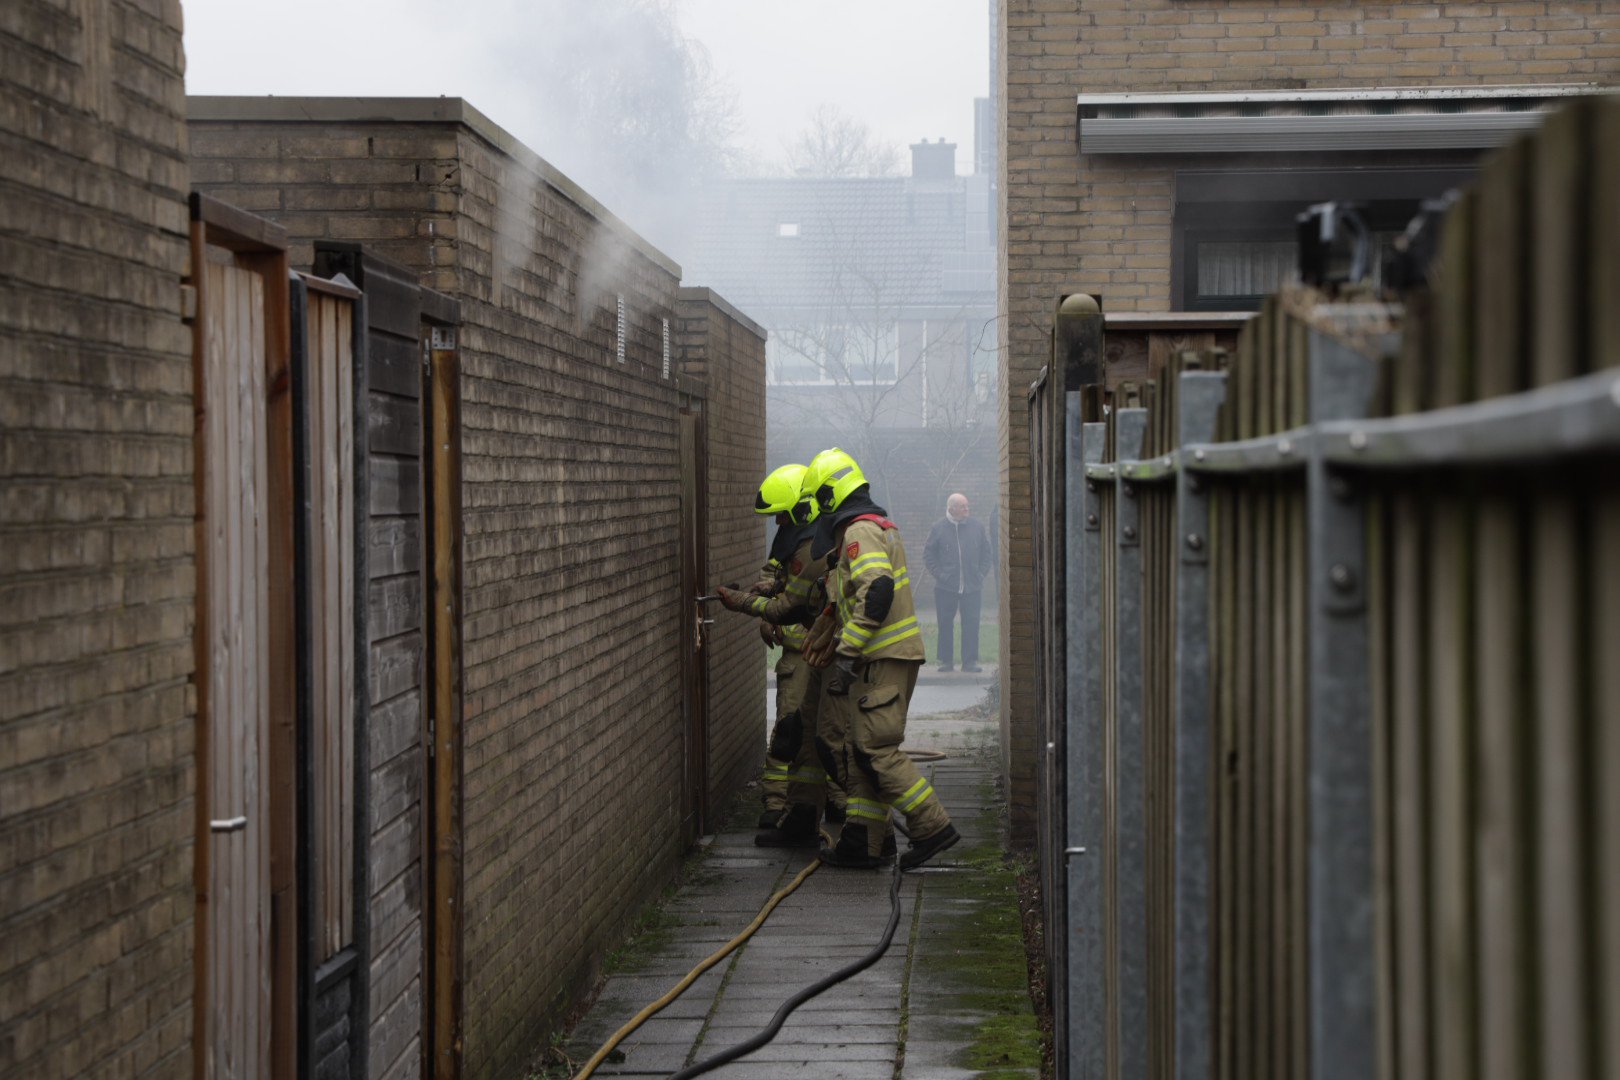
[683,175,993,313]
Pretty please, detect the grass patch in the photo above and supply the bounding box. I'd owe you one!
[601,882,683,976]
[918,617,1000,668]
[915,763,1045,1076]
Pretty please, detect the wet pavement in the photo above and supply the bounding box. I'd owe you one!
[905,678,994,722]
[560,694,1041,1079]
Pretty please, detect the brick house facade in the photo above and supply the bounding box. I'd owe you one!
[997,0,1620,842]
[0,1,196,1076]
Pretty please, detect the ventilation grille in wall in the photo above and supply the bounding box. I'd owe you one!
[662,318,671,379]
[616,294,626,362]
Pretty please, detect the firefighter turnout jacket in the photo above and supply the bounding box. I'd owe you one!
[743,534,823,651]
[829,516,924,662]
[753,519,810,596]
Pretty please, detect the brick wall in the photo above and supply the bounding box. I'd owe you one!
[0,2,194,1076]
[997,0,1620,843]
[188,98,764,1079]
[675,288,769,810]
[450,119,689,1080]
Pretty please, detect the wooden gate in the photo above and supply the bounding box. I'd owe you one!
[311,243,464,1080]
[294,274,362,965]
[678,402,710,843]
[188,195,296,1079]
[423,321,464,1080]
[289,270,370,1079]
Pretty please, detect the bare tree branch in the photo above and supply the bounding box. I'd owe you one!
[782,104,902,178]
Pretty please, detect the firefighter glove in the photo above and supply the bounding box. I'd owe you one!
[826,655,859,697]
[716,586,749,612]
[802,609,837,667]
[758,621,783,646]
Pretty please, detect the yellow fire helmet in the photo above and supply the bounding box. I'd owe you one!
[803,447,868,514]
[755,463,819,524]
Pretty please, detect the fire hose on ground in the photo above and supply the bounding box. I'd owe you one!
[571,748,948,1080]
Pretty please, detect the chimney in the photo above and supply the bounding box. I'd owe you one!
[910,138,956,180]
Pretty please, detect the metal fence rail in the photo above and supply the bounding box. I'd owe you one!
[1032,94,1620,1080]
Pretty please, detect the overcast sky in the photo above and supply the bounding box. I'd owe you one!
[182,0,992,175]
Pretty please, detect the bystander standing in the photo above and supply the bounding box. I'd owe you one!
[923,493,991,672]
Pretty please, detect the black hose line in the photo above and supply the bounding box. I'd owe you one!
[665,856,906,1080]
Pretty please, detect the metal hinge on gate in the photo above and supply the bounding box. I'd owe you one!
[431,327,457,350]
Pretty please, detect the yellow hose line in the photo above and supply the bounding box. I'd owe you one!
[571,857,822,1080]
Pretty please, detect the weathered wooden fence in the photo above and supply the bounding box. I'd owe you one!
[189,193,296,1080]
[1033,96,1620,1080]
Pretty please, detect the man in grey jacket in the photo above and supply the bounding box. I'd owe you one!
[923,493,992,672]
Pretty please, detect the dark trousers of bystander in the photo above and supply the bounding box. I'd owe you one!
[934,587,981,669]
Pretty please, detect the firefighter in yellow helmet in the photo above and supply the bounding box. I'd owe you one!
[713,465,843,846]
[798,448,958,869]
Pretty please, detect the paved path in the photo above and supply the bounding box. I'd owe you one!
[562,714,1040,1080]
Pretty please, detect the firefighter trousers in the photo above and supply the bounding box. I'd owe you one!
[821,657,951,857]
[763,649,843,820]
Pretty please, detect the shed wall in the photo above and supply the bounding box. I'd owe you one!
[675,289,769,811]
[0,1,195,1075]
[450,123,688,1079]
[186,106,764,1078]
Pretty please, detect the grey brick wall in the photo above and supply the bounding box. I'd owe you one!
[997,0,1620,844]
[676,288,769,811]
[451,119,689,1080]
[0,2,194,1076]
[187,99,765,1079]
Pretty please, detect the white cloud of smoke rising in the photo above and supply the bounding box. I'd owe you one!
[424,0,744,267]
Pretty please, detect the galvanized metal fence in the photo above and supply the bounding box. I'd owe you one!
[1033,95,1620,1080]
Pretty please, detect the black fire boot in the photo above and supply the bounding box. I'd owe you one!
[900,823,960,870]
[881,833,897,859]
[823,801,846,825]
[757,809,783,830]
[818,824,883,869]
[756,803,819,848]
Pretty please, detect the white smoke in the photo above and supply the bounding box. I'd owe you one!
[421,0,744,268]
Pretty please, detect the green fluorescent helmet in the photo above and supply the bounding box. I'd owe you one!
[803,447,867,514]
[755,463,819,524]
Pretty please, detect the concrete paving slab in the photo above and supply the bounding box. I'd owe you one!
[699,1022,898,1046]
[555,724,1042,1079]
